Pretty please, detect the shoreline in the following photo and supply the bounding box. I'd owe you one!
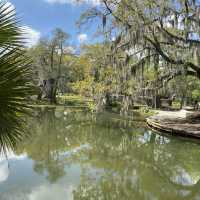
[146,110,200,139]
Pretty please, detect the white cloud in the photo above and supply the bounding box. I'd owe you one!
[64,46,76,54]
[44,0,100,6]
[28,184,74,200]
[22,26,41,48]
[77,33,87,43]
[0,162,9,183]
[0,151,27,162]
[2,2,40,48]
[111,36,116,41]
[56,46,76,55]
[45,0,70,3]
[0,151,27,183]
[0,183,75,200]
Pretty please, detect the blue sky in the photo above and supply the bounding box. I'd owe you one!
[7,0,101,49]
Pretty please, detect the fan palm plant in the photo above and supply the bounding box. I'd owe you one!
[0,2,35,153]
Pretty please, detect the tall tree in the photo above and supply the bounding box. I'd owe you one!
[29,28,70,103]
[79,0,200,107]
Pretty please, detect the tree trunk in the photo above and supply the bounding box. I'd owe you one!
[180,94,185,109]
[43,78,57,104]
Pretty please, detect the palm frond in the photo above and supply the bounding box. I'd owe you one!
[0,2,35,153]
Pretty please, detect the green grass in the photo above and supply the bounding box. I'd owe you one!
[57,94,95,110]
[172,101,181,109]
[129,107,157,119]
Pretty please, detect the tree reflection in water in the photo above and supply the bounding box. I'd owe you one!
[15,107,200,200]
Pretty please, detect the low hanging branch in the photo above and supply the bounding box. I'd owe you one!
[100,0,200,79]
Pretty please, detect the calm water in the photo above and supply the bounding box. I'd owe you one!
[0,107,200,200]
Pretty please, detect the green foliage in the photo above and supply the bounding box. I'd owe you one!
[189,77,200,100]
[192,90,200,100]
[27,28,71,104]
[169,76,200,104]
[78,0,200,110]
[0,3,23,48]
[58,94,93,108]
[0,2,35,152]
[24,0,200,111]
[72,43,139,111]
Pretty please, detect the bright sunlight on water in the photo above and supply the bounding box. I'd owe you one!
[0,107,200,200]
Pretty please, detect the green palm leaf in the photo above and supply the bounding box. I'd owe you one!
[0,2,35,153]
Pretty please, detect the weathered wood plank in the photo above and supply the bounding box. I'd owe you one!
[147,110,200,139]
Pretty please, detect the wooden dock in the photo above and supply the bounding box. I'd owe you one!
[147,110,200,139]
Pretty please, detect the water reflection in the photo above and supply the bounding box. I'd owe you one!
[0,162,9,183]
[0,107,200,200]
[0,152,27,183]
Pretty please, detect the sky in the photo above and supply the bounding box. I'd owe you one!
[5,0,101,50]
